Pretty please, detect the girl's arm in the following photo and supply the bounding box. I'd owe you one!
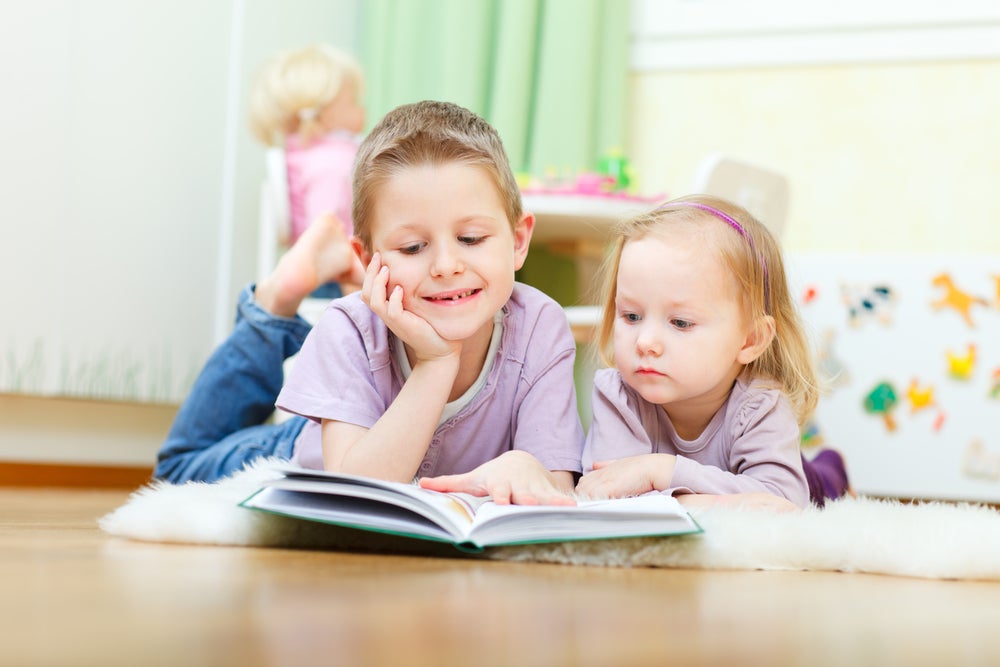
[576,374,809,506]
[667,395,809,506]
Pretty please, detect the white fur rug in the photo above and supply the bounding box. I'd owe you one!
[99,458,1000,581]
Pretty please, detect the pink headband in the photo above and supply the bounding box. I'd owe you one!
[658,201,771,314]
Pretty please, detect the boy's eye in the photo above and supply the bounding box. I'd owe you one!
[399,243,425,255]
[671,319,694,330]
[458,235,485,245]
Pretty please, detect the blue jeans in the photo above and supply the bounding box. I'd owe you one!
[155,285,310,483]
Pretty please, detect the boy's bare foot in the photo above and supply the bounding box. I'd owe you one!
[256,214,364,317]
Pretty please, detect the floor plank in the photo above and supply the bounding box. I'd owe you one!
[3,488,1000,667]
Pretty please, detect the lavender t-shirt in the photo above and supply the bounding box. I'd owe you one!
[583,370,809,506]
[276,283,584,477]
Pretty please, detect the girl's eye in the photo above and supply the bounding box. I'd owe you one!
[620,312,641,323]
[458,235,485,245]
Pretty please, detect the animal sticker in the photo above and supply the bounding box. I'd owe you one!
[841,283,895,328]
[946,343,977,381]
[931,272,988,327]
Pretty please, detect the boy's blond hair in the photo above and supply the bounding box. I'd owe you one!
[248,43,363,147]
[595,194,819,426]
[351,100,523,252]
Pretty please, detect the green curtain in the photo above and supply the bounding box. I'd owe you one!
[360,0,628,177]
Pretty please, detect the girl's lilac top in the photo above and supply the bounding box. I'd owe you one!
[277,283,584,477]
[584,370,809,506]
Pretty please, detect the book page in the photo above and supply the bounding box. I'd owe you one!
[468,494,700,548]
[261,474,487,539]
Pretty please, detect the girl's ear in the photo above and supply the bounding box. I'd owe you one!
[737,315,776,365]
[512,212,535,271]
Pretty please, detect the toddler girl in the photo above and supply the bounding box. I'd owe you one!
[575,195,849,508]
[249,43,365,296]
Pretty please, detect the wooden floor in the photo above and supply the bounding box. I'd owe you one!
[4,488,1000,667]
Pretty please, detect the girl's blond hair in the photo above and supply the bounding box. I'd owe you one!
[594,194,819,425]
[248,44,363,147]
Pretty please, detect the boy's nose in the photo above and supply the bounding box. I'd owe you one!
[430,244,464,276]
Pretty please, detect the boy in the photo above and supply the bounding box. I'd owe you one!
[277,101,582,504]
[158,101,583,506]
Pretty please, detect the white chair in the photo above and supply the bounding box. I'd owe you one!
[692,154,789,239]
[256,147,330,326]
[256,147,292,285]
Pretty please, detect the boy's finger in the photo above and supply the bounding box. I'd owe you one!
[386,285,404,318]
[360,252,381,301]
[369,266,390,313]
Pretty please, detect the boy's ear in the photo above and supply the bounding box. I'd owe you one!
[512,212,535,271]
[737,315,776,365]
[351,236,371,266]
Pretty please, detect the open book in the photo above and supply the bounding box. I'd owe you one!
[240,466,702,553]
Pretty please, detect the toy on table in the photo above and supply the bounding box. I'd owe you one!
[864,381,899,432]
[596,148,632,192]
[517,150,665,203]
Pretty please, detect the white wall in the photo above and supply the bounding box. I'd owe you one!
[0,0,359,466]
[627,2,1000,254]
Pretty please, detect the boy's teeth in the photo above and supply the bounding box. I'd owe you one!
[440,290,472,300]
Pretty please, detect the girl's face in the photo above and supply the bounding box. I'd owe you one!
[612,231,757,427]
[364,162,532,345]
[320,79,365,134]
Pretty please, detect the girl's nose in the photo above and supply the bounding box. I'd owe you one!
[635,324,662,356]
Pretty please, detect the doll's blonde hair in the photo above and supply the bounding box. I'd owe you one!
[249,44,363,147]
[350,100,523,252]
[594,194,819,426]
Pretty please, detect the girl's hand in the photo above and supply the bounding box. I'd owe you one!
[575,454,676,500]
[419,451,577,506]
[361,252,460,364]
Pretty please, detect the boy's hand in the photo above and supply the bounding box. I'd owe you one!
[419,451,577,506]
[361,252,460,363]
[575,454,676,500]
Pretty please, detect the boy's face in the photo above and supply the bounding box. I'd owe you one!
[361,162,532,342]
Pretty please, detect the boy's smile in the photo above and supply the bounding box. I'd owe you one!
[366,162,532,345]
